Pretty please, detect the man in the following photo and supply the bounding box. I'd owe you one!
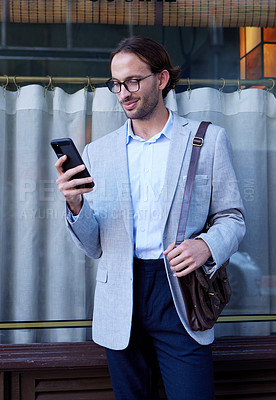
[55,36,245,399]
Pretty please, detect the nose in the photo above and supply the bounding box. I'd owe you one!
[119,84,131,101]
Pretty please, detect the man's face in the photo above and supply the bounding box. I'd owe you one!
[110,52,161,120]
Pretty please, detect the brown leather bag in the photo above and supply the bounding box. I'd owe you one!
[175,121,231,332]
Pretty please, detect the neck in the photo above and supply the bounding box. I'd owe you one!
[131,105,169,140]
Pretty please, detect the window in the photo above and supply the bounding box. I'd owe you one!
[0,0,275,343]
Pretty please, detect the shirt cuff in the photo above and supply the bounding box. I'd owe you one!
[66,204,79,223]
[202,258,216,276]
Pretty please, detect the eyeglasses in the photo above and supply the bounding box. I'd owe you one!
[106,73,155,93]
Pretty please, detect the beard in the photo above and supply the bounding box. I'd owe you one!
[120,85,160,121]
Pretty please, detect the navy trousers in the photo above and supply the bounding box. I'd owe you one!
[105,258,215,400]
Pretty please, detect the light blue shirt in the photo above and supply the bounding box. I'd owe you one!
[68,110,173,260]
[127,110,173,259]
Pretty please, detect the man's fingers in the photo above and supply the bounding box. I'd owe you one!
[53,156,94,215]
[172,263,197,278]
[55,156,86,179]
[163,241,175,255]
[164,238,211,277]
[165,242,186,263]
[57,176,94,193]
[55,155,67,173]
[56,164,86,183]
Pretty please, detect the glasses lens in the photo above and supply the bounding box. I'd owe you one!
[125,79,139,93]
[106,80,119,93]
[106,79,140,93]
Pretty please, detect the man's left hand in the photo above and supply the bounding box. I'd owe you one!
[163,239,211,277]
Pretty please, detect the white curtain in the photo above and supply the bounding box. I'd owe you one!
[0,85,95,343]
[0,85,275,343]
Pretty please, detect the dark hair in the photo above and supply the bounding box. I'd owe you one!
[110,36,181,98]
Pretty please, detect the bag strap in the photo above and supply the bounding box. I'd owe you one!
[175,121,211,246]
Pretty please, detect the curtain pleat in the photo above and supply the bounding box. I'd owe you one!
[0,86,91,343]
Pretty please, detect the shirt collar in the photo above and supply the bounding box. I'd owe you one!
[126,109,173,144]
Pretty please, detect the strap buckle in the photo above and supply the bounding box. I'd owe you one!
[193,137,204,147]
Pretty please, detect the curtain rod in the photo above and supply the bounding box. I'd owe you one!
[0,76,275,91]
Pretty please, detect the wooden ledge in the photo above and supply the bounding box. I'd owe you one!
[0,336,276,371]
[212,336,276,361]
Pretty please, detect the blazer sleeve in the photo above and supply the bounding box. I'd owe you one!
[65,144,102,259]
[197,127,246,272]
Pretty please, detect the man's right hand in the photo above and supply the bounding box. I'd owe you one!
[55,155,94,216]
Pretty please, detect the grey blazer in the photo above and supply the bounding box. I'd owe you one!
[67,112,246,350]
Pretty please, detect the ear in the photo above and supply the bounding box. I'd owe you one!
[158,70,170,91]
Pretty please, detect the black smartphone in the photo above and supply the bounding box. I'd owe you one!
[51,138,94,189]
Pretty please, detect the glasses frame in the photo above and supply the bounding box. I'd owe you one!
[106,73,155,93]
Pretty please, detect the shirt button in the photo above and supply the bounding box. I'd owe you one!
[140,227,145,232]
[145,168,149,173]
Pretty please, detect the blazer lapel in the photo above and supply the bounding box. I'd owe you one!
[160,115,191,233]
[113,123,134,243]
